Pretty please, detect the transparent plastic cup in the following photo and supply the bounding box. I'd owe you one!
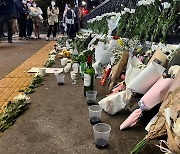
[54,70,65,85]
[88,105,102,125]
[70,72,77,85]
[72,63,79,73]
[93,123,111,149]
[86,90,97,106]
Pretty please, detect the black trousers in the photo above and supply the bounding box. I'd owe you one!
[27,18,33,37]
[18,18,27,37]
[66,23,76,39]
[0,15,13,41]
[47,23,58,37]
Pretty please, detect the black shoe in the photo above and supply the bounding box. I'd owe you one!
[8,40,13,43]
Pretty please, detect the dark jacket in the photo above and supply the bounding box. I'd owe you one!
[13,0,26,19]
[0,0,14,15]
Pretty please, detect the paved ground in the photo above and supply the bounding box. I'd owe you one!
[0,34,48,79]
[0,35,163,154]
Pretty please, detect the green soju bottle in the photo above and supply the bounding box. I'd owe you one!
[84,55,95,96]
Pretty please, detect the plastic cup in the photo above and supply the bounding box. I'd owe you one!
[50,55,56,61]
[64,65,70,73]
[86,90,97,106]
[88,105,102,125]
[38,68,46,76]
[61,58,66,66]
[72,63,79,73]
[93,123,111,149]
[70,72,77,85]
[54,71,65,85]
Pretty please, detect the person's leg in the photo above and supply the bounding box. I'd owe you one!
[5,15,13,42]
[34,26,38,38]
[23,18,27,38]
[69,24,76,39]
[27,18,33,37]
[0,15,5,41]
[17,18,23,38]
[53,23,58,38]
[37,26,40,38]
[46,25,53,41]
[12,19,15,34]
[66,24,71,38]
[15,19,19,34]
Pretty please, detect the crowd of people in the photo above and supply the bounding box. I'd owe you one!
[0,0,81,43]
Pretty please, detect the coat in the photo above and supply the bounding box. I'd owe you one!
[47,6,59,25]
[13,0,26,19]
[0,0,14,15]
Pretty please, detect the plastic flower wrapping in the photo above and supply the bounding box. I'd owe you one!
[107,16,120,37]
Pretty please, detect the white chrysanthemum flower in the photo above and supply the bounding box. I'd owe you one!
[168,65,180,78]
[130,9,135,14]
[116,12,121,17]
[49,49,57,55]
[172,117,180,137]
[14,94,30,102]
[161,2,171,9]
[137,1,143,6]
[124,7,130,13]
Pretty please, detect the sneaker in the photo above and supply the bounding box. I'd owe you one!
[53,37,57,41]
[19,37,23,40]
[34,36,37,39]
[46,37,50,41]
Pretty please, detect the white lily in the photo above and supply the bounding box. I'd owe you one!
[137,1,143,6]
[124,7,130,13]
[161,2,170,9]
[172,117,180,137]
[130,9,135,14]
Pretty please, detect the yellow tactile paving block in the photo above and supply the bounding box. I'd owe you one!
[0,41,55,109]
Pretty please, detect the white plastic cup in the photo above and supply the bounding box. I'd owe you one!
[93,123,111,149]
[38,68,46,76]
[72,63,79,73]
[63,58,68,63]
[88,105,102,125]
[61,58,66,66]
[86,90,97,106]
[50,55,56,61]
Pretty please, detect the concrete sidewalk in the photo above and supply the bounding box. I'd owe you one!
[0,36,163,154]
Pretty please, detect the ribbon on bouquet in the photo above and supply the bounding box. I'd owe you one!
[120,100,146,130]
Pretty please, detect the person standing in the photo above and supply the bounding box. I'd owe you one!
[64,4,76,39]
[0,0,14,43]
[30,1,43,39]
[26,0,33,39]
[46,0,59,41]
[14,0,28,40]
